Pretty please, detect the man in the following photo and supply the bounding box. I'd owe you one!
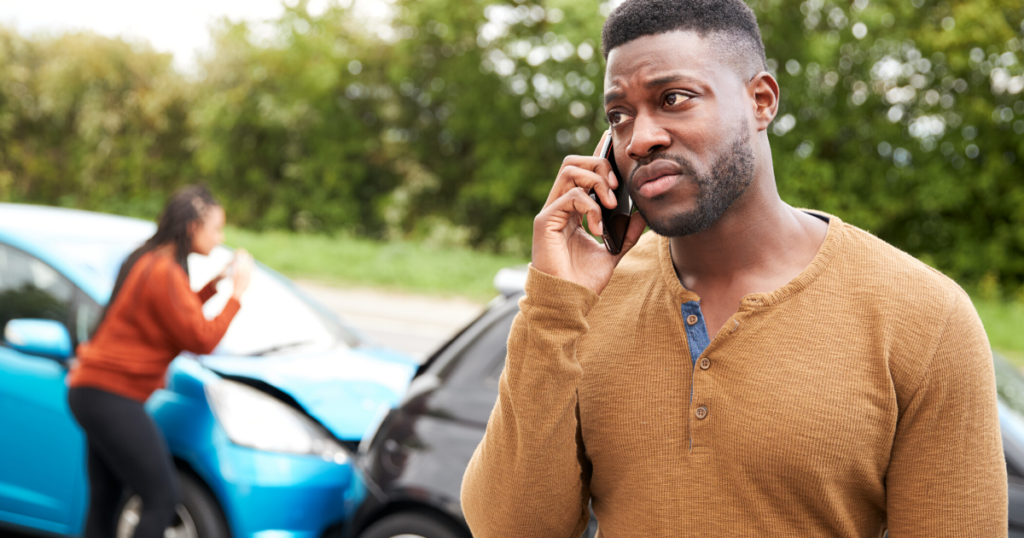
[460,0,1007,536]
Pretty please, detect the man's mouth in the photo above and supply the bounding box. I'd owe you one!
[632,159,686,199]
[637,174,682,198]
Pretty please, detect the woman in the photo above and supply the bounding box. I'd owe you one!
[67,185,253,538]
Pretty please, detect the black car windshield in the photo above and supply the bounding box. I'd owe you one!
[53,238,359,355]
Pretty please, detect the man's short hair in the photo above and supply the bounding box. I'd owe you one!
[602,0,768,79]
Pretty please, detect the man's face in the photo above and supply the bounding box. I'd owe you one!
[604,31,758,237]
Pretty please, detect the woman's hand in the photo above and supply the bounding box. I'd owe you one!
[230,249,254,300]
[532,132,647,295]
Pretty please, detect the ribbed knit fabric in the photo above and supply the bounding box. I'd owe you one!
[461,214,1007,537]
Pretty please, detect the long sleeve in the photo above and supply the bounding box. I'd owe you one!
[197,279,220,303]
[461,266,599,538]
[155,260,240,356]
[885,291,1007,536]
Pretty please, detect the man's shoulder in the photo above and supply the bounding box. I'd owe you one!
[836,220,966,307]
[834,221,981,374]
[836,221,990,409]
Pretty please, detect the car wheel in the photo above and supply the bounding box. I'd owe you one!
[358,512,467,538]
[116,471,229,538]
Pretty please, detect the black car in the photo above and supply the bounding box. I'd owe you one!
[351,268,1024,538]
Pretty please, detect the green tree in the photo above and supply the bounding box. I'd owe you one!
[758,0,1024,292]
[189,4,401,233]
[386,0,1024,290]
[0,28,193,215]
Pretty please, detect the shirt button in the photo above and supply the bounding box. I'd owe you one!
[695,406,708,420]
[699,357,711,370]
[686,314,698,326]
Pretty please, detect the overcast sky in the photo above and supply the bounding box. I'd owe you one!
[0,0,292,68]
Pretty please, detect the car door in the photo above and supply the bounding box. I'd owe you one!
[434,307,517,427]
[0,242,91,535]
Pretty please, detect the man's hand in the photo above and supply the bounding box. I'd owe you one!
[532,132,646,294]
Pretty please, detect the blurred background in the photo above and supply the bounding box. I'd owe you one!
[1,0,1023,358]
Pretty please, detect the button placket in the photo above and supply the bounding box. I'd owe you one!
[681,301,713,451]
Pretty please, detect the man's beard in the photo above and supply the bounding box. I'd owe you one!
[630,127,755,237]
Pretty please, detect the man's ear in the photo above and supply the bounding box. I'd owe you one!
[749,71,780,132]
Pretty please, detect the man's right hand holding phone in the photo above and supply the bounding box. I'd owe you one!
[532,131,647,295]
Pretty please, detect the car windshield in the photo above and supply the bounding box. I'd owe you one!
[48,237,358,355]
[189,246,359,356]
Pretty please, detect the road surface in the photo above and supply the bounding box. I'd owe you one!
[296,281,487,361]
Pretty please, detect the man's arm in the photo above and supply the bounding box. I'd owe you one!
[461,132,646,537]
[886,291,1007,536]
[461,266,598,538]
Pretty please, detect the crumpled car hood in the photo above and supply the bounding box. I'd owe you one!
[201,346,418,441]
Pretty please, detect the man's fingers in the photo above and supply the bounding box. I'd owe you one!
[539,187,604,237]
[614,211,648,260]
[556,155,616,187]
[546,164,617,209]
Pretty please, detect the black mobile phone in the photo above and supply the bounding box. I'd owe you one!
[590,131,633,255]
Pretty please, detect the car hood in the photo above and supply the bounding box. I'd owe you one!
[201,345,417,441]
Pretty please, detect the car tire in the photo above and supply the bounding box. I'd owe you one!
[116,471,229,538]
[358,512,467,538]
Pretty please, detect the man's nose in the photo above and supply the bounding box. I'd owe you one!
[626,112,671,161]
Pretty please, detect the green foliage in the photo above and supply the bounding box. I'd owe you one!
[190,8,401,234]
[757,0,1024,293]
[0,29,193,214]
[0,0,1022,294]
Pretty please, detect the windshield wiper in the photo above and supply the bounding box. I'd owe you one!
[247,341,314,357]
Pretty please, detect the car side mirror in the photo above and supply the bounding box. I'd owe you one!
[3,319,73,361]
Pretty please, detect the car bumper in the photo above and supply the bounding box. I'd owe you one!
[202,439,361,538]
[149,376,365,538]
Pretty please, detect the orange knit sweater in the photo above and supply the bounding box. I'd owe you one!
[462,214,1006,537]
[70,251,240,402]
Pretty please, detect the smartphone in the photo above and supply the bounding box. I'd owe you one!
[590,131,633,255]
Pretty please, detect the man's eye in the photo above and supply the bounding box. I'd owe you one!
[664,92,690,107]
[607,111,624,125]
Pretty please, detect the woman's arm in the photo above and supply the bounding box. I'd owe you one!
[154,259,241,355]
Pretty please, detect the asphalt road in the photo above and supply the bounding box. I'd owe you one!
[295,281,486,361]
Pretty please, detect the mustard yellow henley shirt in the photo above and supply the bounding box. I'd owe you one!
[461,214,1007,537]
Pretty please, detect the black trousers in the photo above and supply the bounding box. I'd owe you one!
[68,387,180,538]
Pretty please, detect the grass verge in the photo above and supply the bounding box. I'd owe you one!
[228,227,1024,360]
[226,227,527,302]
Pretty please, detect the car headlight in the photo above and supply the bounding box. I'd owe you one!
[205,379,348,463]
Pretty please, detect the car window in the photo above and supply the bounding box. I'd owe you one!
[995,353,1024,417]
[75,291,103,344]
[445,308,517,387]
[0,243,75,337]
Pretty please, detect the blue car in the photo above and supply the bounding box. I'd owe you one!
[0,203,419,538]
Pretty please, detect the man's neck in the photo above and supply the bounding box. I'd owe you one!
[667,184,828,335]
